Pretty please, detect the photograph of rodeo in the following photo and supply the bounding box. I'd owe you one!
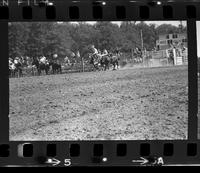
[9,21,189,140]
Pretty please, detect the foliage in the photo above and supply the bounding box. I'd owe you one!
[9,21,185,60]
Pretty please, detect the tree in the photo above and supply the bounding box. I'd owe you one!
[94,22,121,51]
[136,22,157,51]
[68,22,99,59]
[54,22,75,58]
[9,22,30,58]
[9,21,186,63]
[120,22,141,52]
[25,22,46,58]
[156,24,180,35]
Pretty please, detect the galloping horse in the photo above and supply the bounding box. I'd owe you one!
[89,53,101,71]
[100,55,110,71]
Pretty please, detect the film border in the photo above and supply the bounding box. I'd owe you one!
[0,0,199,166]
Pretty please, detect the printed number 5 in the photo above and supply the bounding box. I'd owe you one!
[64,159,71,166]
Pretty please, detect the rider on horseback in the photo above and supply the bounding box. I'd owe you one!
[100,49,110,71]
[90,45,100,65]
[40,56,48,64]
[91,45,98,57]
[9,58,13,67]
[11,57,23,77]
[14,57,20,65]
[9,58,15,73]
[102,49,108,57]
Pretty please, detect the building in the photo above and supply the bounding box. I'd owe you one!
[156,33,187,50]
[146,33,188,66]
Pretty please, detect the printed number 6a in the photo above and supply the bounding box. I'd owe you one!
[64,159,71,166]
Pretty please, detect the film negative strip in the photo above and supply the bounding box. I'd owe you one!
[0,0,200,166]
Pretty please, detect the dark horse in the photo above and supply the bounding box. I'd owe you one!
[32,58,50,75]
[100,55,110,71]
[109,54,120,70]
[49,61,62,74]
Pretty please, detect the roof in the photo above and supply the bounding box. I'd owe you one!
[158,32,187,37]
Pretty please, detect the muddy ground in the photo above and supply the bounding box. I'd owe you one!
[9,65,188,140]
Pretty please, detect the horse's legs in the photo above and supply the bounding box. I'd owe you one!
[11,70,14,78]
[112,63,114,70]
[14,69,17,78]
[32,67,34,76]
[93,64,96,71]
[20,68,23,77]
[17,69,19,78]
[18,69,21,78]
[117,61,119,69]
[37,68,39,75]
[113,63,116,70]
[14,69,17,77]
[95,65,98,71]
[104,63,108,71]
[47,66,50,75]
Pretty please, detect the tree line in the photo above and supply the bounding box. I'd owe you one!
[9,21,187,62]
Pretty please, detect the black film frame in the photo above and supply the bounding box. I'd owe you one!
[0,0,199,166]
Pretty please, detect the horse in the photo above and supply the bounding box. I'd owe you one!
[9,58,23,78]
[15,61,23,77]
[99,55,110,71]
[32,58,50,75]
[49,61,62,74]
[109,54,120,70]
[9,62,16,77]
[24,57,37,76]
[89,54,101,71]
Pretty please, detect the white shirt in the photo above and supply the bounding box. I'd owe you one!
[9,59,12,64]
[102,50,108,56]
[14,59,19,64]
[92,48,98,55]
[40,57,46,63]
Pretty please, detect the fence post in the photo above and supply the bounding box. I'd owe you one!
[81,56,84,72]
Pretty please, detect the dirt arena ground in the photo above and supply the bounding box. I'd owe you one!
[9,65,188,141]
